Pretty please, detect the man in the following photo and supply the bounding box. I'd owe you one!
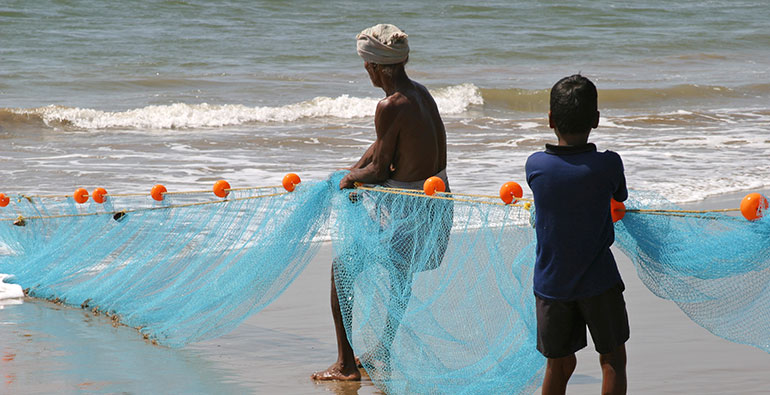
[311,24,449,381]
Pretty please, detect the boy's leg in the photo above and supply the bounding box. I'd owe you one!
[542,353,577,395]
[579,282,629,394]
[599,344,626,395]
[536,295,587,394]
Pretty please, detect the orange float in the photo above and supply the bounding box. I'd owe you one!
[611,199,626,222]
[282,173,301,192]
[423,176,446,196]
[151,184,167,201]
[499,181,523,204]
[73,188,89,204]
[740,192,768,221]
[0,193,9,207]
[213,180,231,198]
[92,187,108,204]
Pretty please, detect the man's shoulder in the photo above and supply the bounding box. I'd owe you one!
[379,86,424,115]
[380,91,411,107]
[410,80,430,94]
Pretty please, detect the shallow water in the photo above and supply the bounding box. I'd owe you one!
[0,299,247,394]
[1,0,769,202]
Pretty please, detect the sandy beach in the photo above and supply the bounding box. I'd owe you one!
[1,190,768,394]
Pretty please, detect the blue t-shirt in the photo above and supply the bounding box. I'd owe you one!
[525,143,628,301]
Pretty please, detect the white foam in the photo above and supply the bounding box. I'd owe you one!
[431,83,484,114]
[20,84,483,130]
[0,274,24,302]
[518,121,540,129]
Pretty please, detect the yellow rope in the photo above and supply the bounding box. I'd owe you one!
[626,208,740,214]
[445,191,533,202]
[20,194,67,199]
[354,186,527,208]
[164,185,282,196]
[16,185,283,199]
[357,187,746,216]
[625,211,744,221]
[0,191,290,222]
[3,184,749,220]
[368,185,533,202]
[227,185,282,192]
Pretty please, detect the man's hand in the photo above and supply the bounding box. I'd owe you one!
[339,175,356,190]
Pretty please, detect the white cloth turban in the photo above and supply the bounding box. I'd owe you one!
[356,24,409,65]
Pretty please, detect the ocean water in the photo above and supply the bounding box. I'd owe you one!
[1,0,770,393]
[1,0,769,202]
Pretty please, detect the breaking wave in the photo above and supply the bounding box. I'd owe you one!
[2,84,483,130]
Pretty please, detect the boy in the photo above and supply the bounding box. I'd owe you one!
[525,75,629,395]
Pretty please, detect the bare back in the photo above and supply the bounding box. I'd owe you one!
[384,81,447,182]
[339,66,448,189]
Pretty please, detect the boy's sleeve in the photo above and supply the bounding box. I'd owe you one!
[613,153,628,202]
[525,153,539,187]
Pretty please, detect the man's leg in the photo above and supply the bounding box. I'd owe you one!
[542,353,577,395]
[599,344,626,395]
[358,268,413,374]
[311,265,360,381]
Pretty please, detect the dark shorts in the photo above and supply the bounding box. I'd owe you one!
[535,282,629,358]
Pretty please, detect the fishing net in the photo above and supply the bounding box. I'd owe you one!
[615,191,770,353]
[0,180,332,347]
[329,172,543,394]
[1,172,769,394]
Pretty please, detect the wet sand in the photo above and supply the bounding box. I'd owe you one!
[1,190,769,394]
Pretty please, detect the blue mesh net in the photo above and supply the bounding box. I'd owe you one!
[615,190,770,353]
[0,180,332,347]
[1,173,769,394]
[328,171,544,393]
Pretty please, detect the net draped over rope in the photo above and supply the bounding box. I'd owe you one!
[615,191,770,353]
[1,172,769,394]
[330,173,543,394]
[0,181,333,347]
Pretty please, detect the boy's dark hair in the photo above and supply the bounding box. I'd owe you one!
[550,74,598,135]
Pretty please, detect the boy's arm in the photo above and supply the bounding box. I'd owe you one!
[614,154,628,202]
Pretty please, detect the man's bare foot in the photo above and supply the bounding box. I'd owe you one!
[355,349,392,378]
[311,362,361,381]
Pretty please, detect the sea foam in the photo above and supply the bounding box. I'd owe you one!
[0,273,24,302]
[14,84,483,130]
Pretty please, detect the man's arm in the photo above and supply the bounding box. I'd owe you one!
[340,97,403,189]
[349,144,376,170]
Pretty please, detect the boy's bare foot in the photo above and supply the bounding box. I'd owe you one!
[311,362,361,381]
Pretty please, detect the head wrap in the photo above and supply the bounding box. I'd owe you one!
[356,24,409,65]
